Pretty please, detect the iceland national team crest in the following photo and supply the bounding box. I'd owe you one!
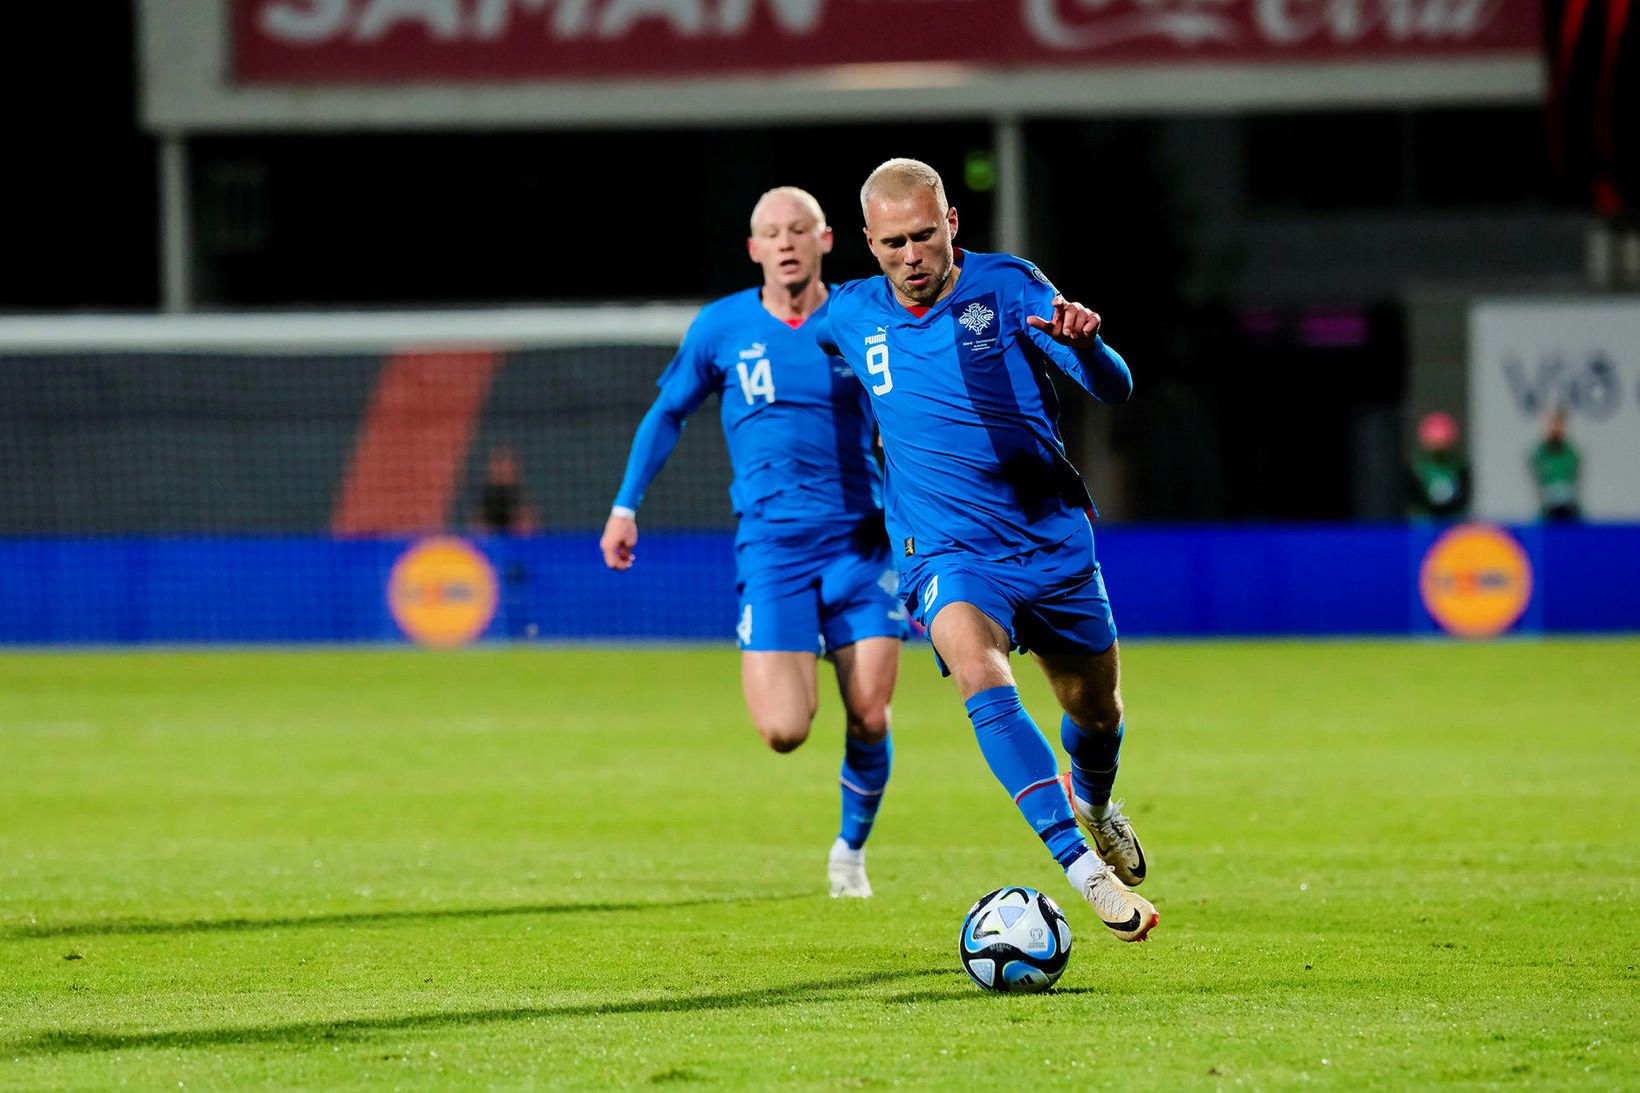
[953,293,1001,357]
[958,301,994,336]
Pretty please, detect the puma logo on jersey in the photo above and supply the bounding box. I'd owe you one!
[738,343,766,360]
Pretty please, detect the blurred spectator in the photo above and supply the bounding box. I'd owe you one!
[473,447,537,536]
[471,445,538,638]
[1529,409,1582,522]
[1407,410,1471,520]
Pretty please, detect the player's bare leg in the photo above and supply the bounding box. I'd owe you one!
[926,602,1015,700]
[741,650,819,754]
[833,636,900,743]
[826,637,900,897]
[1036,641,1150,887]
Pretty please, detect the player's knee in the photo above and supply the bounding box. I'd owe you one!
[1067,694,1123,736]
[756,717,812,754]
[845,708,890,745]
[951,661,1012,703]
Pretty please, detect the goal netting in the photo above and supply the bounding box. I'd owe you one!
[0,308,746,645]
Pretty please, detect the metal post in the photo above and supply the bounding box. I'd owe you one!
[1621,226,1640,290]
[160,134,193,313]
[994,115,1027,256]
[1586,218,1614,290]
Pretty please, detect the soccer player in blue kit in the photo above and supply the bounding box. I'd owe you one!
[601,187,908,898]
[817,159,1158,941]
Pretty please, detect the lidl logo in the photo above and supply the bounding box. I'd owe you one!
[1419,523,1533,639]
[388,536,498,647]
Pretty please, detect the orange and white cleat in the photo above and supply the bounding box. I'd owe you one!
[1072,853,1158,943]
[1060,771,1148,887]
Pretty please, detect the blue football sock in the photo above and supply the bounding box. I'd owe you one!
[838,733,892,850]
[1061,714,1123,810]
[965,686,1087,869]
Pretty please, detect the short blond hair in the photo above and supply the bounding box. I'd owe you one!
[749,186,827,233]
[859,158,948,218]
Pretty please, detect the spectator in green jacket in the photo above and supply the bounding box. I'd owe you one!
[1530,408,1582,522]
[1408,410,1471,520]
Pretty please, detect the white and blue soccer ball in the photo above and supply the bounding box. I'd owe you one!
[959,886,1073,993]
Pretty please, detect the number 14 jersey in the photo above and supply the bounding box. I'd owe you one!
[614,288,883,524]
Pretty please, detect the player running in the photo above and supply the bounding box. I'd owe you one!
[817,159,1157,942]
[601,187,908,899]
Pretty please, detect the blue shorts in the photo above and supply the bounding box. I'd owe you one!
[734,517,911,657]
[904,514,1116,674]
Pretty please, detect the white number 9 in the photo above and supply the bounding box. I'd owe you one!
[864,332,893,396]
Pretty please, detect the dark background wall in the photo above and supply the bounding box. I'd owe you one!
[0,2,156,312]
[2,6,1619,526]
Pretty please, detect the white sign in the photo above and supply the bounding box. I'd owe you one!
[1470,299,1640,521]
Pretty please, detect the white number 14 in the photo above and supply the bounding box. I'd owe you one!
[736,358,776,405]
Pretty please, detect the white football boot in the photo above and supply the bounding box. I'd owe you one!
[1072,853,1158,943]
[827,838,873,898]
[1060,772,1148,887]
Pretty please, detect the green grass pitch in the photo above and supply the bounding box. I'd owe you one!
[2,639,1636,1089]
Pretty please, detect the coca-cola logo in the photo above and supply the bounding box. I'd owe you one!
[1023,0,1508,50]
[1025,0,1243,51]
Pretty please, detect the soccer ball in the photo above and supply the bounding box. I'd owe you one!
[958,886,1073,993]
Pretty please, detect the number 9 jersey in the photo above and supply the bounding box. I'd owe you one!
[814,251,1132,570]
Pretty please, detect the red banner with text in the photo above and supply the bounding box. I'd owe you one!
[234,0,1541,83]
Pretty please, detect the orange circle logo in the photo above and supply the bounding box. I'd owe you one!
[387,536,498,647]
[1419,523,1532,639]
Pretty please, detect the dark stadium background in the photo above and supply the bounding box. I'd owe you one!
[9,4,1632,528]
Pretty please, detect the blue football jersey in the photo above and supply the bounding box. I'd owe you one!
[816,251,1131,564]
[615,288,882,523]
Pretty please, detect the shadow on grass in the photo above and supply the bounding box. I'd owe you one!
[883,984,1101,1005]
[15,968,952,1055]
[6,892,815,941]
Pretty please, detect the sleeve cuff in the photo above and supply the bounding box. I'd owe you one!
[610,505,637,519]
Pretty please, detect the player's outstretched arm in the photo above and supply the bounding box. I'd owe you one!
[600,509,638,570]
[1024,294,1133,403]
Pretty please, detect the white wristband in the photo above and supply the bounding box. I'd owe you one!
[610,505,636,519]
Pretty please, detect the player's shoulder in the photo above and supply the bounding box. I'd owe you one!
[680,289,763,356]
[827,276,887,319]
[964,250,1056,292]
[694,287,763,328]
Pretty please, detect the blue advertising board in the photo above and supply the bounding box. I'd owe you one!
[1,524,1636,645]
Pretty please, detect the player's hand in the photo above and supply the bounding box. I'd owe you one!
[1026,295,1102,349]
[600,512,638,571]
